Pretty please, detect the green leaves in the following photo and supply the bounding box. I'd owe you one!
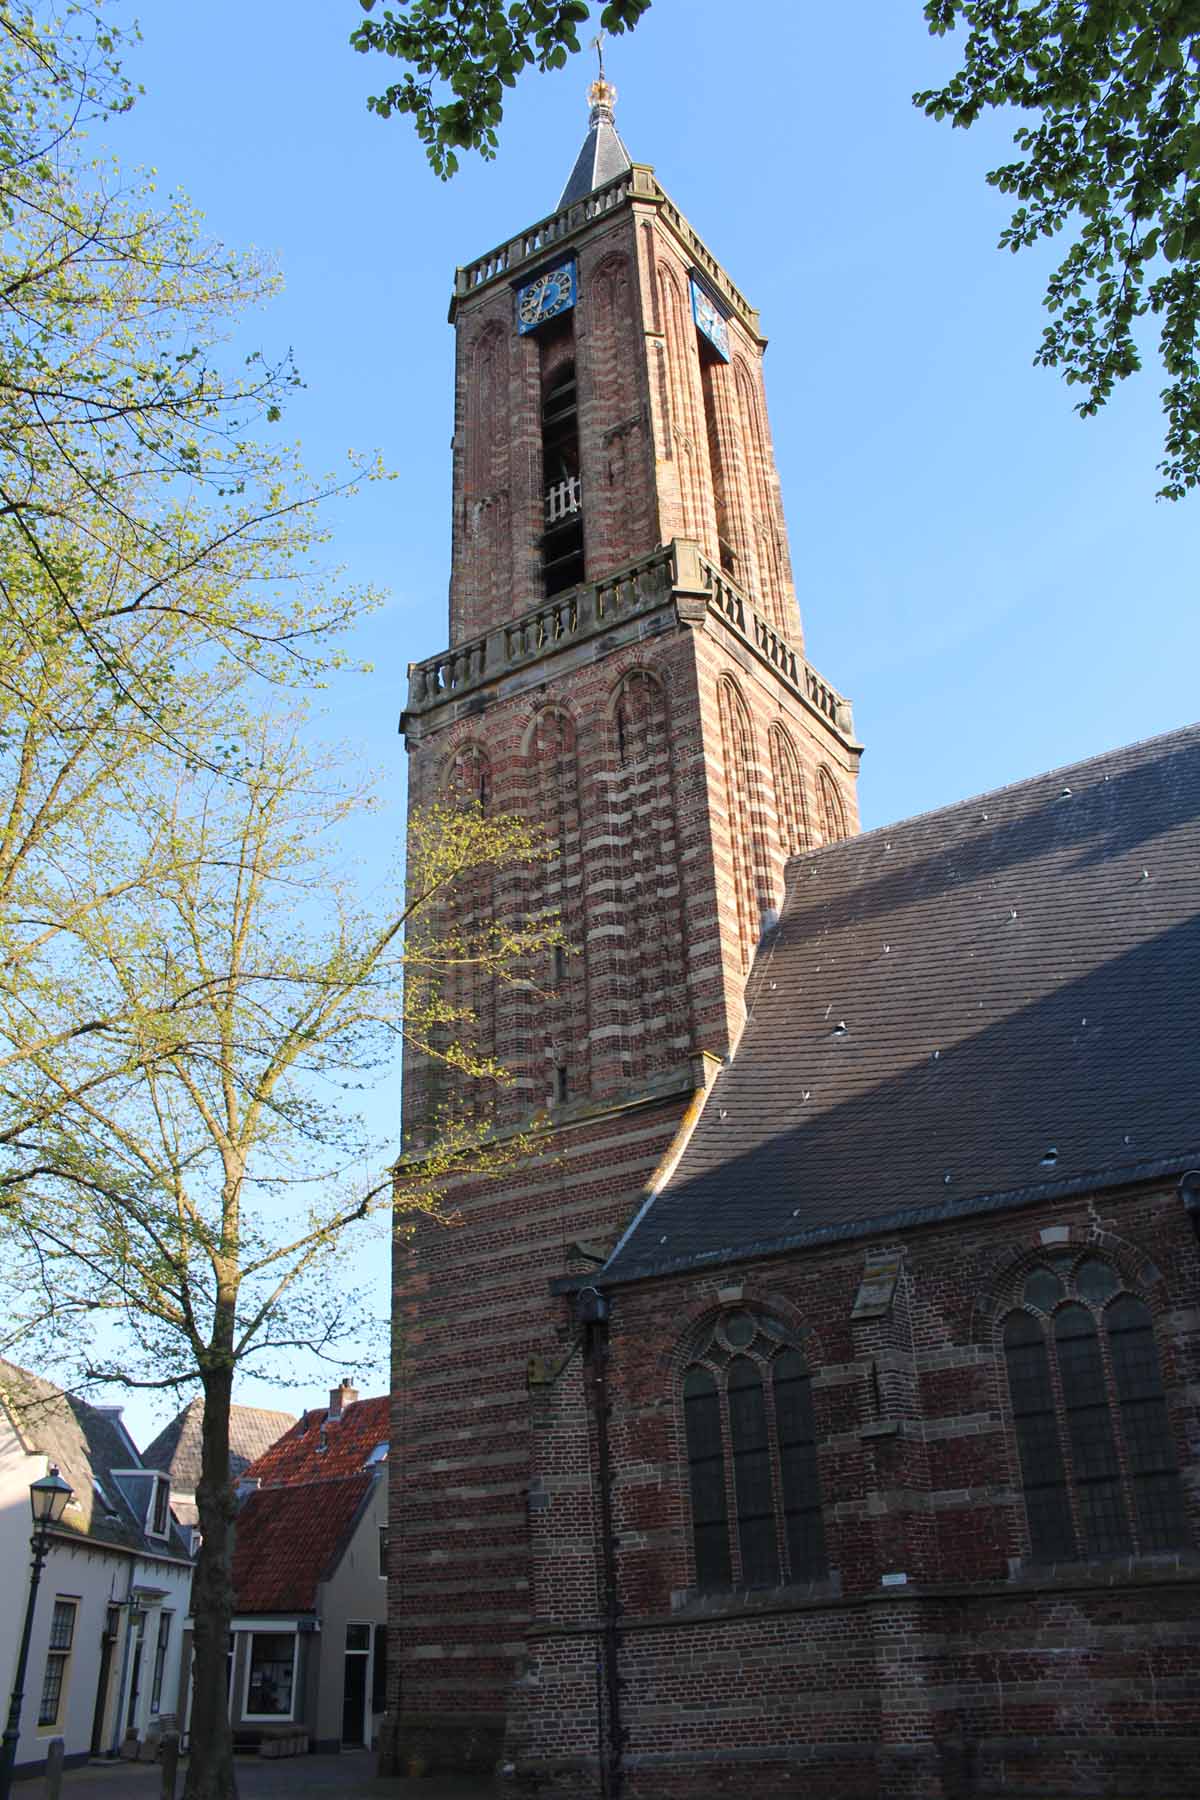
[917,1,1200,499]
[350,0,652,179]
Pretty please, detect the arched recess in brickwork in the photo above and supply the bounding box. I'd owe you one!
[586,251,646,574]
[432,741,497,1129]
[463,323,512,632]
[769,723,810,861]
[656,260,709,547]
[606,669,690,1084]
[717,675,772,970]
[511,704,589,1115]
[988,1239,1189,1564]
[733,355,789,636]
[816,764,849,845]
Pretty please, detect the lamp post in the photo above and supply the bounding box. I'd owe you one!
[0,1466,73,1800]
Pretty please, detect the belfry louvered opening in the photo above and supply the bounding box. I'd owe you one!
[540,333,583,596]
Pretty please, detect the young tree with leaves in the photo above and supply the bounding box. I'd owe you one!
[1,1,380,725]
[1,0,384,1160]
[351,0,1200,498]
[2,712,557,1800]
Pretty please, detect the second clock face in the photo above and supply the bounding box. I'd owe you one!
[516,261,577,333]
[691,276,731,362]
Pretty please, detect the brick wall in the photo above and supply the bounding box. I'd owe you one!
[505,1183,1200,1797]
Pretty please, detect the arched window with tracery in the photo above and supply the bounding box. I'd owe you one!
[682,1311,827,1593]
[816,765,848,845]
[1002,1253,1188,1562]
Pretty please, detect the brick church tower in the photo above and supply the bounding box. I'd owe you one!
[386,76,862,1777]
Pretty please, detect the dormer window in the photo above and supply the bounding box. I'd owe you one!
[149,1475,170,1538]
[364,1441,388,1468]
[93,1478,119,1519]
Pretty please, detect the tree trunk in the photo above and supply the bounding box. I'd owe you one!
[184,1359,239,1800]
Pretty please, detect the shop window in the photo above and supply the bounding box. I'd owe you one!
[1003,1256,1188,1561]
[245,1631,296,1719]
[682,1312,827,1592]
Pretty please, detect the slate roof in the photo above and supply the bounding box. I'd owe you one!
[604,723,1200,1286]
[557,84,633,208]
[230,1394,388,1615]
[0,1361,191,1561]
[142,1397,296,1491]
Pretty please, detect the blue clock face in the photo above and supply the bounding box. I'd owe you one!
[516,261,577,334]
[690,276,731,362]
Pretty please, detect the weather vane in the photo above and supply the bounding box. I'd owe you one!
[587,28,616,116]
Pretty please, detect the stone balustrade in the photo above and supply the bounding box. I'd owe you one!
[403,543,855,745]
[697,555,855,738]
[453,167,760,339]
[457,172,636,298]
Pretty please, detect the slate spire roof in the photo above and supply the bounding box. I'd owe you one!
[142,1395,297,1491]
[604,722,1200,1286]
[141,1395,295,1527]
[557,73,633,208]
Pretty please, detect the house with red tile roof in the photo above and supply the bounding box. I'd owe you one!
[226,1382,389,1753]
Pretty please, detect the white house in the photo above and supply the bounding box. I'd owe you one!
[0,1363,194,1775]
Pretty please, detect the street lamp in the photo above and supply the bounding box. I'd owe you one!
[0,1466,73,1800]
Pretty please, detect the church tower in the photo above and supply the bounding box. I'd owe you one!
[386,75,862,1777]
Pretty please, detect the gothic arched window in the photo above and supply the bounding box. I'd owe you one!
[682,1312,827,1592]
[1002,1255,1187,1563]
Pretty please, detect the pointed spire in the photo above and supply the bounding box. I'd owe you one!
[556,32,633,209]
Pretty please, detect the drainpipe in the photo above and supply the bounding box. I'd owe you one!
[578,1286,622,1800]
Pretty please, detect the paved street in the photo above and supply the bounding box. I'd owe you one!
[44,1751,492,1799]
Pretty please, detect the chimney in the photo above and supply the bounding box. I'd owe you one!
[327,1378,358,1423]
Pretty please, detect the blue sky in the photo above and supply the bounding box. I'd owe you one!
[97,1,1197,1441]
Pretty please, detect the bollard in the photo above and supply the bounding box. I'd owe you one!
[43,1738,65,1800]
[160,1731,180,1800]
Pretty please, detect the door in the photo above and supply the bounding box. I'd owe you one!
[90,1606,120,1754]
[341,1623,369,1745]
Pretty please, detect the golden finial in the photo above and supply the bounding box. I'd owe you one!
[587,29,617,118]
